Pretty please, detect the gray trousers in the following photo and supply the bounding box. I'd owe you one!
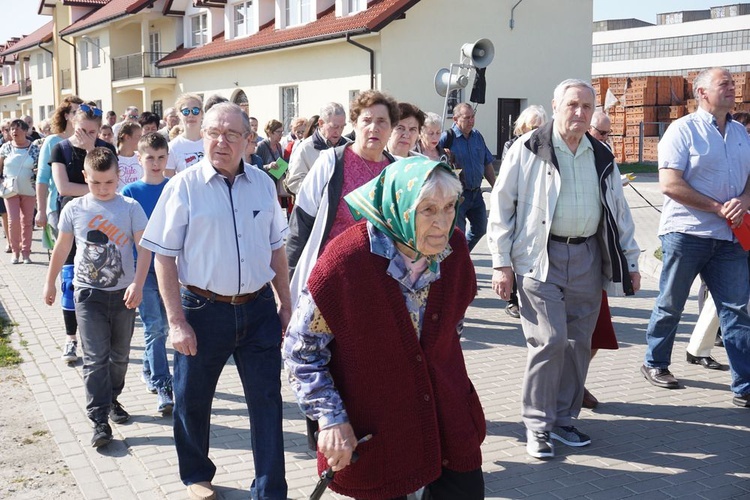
[75,287,135,423]
[517,238,602,431]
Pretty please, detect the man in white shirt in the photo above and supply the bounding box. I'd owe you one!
[141,102,291,500]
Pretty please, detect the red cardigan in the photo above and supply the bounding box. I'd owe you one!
[308,223,485,499]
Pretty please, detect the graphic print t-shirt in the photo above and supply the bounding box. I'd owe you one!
[59,193,148,291]
[166,136,204,174]
[117,155,143,191]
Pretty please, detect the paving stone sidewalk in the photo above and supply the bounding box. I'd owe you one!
[0,173,748,499]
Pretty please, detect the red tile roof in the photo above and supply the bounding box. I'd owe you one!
[0,21,54,57]
[64,0,109,5]
[60,0,155,35]
[158,0,419,68]
[0,82,20,97]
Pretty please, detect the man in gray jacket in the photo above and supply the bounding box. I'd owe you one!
[285,102,348,194]
[488,79,640,459]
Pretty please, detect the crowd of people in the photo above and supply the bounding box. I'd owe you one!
[0,65,743,500]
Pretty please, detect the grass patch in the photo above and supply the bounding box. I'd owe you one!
[619,162,658,174]
[0,315,22,367]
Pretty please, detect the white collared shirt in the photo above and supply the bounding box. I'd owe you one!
[141,158,288,296]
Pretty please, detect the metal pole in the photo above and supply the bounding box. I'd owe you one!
[639,121,644,164]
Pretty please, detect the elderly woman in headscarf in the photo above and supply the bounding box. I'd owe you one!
[284,157,486,500]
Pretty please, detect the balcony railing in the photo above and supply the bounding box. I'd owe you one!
[20,77,32,96]
[61,69,71,90]
[112,52,174,81]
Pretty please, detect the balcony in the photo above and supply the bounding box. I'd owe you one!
[61,69,71,90]
[112,52,174,81]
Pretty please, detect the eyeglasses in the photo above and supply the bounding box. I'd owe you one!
[181,107,202,116]
[128,114,139,120]
[79,104,103,118]
[592,126,611,137]
[204,128,244,143]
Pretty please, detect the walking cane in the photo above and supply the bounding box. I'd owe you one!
[309,434,372,500]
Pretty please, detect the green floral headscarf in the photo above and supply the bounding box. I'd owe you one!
[345,156,460,270]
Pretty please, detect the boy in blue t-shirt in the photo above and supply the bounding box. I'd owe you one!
[43,147,150,448]
[121,133,172,415]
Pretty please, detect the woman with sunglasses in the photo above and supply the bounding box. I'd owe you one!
[50,102,117,365]
[165,93,204,178]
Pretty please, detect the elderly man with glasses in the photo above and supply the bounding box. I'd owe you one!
[589,110,612,148]
[112,106,139,137]
[141,102,290,500]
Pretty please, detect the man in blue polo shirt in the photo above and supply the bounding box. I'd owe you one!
[439,103,496,251]
[642,67,750,409]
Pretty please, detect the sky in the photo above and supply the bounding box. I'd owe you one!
[0,0,725,45]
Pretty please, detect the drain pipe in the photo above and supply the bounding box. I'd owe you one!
[59,33,78,96]
[346,33,375,90]
[510,0,524,30]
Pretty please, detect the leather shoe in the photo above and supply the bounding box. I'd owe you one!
[733,393,750,408]
[686,352,724,370]
[582,387,598,409]
[505,303,520,319]
[187,482,216,500]
[640,364,679,389]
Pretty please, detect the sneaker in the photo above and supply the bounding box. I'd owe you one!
[91,422,113,448]
[140,370,157,394]
[10,255,19,264]
[22,257,31,264]
[505,303,520,319]
[61,341,78,363]
[157,386,174,415]
[550,426,591,447]
[526,429,554,458]
[109,400,130,424]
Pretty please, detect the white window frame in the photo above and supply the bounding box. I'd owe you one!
[79,40,90,70]
[36,53,44,79]
[284,0,312,28]
[191,13,208,47]
[346,0,366,15]
[45,52,52,78]
[232,1,254,38]
[39,105,46,120]
[280,85,299,131]
[90,37,101,68]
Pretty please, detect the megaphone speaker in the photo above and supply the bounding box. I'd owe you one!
[434,68,469,97]
[461,38,495,68]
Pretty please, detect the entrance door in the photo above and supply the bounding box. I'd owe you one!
[497,98,521,157]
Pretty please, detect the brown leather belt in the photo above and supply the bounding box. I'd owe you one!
[185,284,267,305]
[549,234,591,245]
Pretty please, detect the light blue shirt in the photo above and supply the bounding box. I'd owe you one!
[37,135,63,216]
[438,124,494,189]
[657,107,750,241]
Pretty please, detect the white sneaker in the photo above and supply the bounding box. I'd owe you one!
[61,341,78,363]
[526,429,554,458]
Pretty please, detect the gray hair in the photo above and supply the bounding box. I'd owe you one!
[693,67,729,98]
[423,112,442,129]
[553,79,596,107]
[203,102,250,135]
[319,102,346,122]
[414,166,463,209]
[513,105,547,136]
[590,110,610,129]
[163,107,177,117]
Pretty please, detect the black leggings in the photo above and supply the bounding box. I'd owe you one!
[380,467,485,500]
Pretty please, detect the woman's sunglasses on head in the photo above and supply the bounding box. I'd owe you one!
[79,104,103,117]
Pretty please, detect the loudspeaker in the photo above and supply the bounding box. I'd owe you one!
[460,38,495,68]
[434,68,469,97]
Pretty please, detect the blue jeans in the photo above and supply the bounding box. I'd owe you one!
[173,285,286,499]
[644,232,750,396]
[75,287,135,423]
[139,271,171,389]
[456,188,487,251]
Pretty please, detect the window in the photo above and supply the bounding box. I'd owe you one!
[90,37,101,68]
[347,0,366,15]
[285,0,312,27]
[79,40,89,70]
[47,105,54,117]
[45,52,52,78]
[233,1,254,37]
[36,54,43,79]
[152,100,163,118]
[191,13,208,47]
[280,86,299,131]
[39,106,46,120]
